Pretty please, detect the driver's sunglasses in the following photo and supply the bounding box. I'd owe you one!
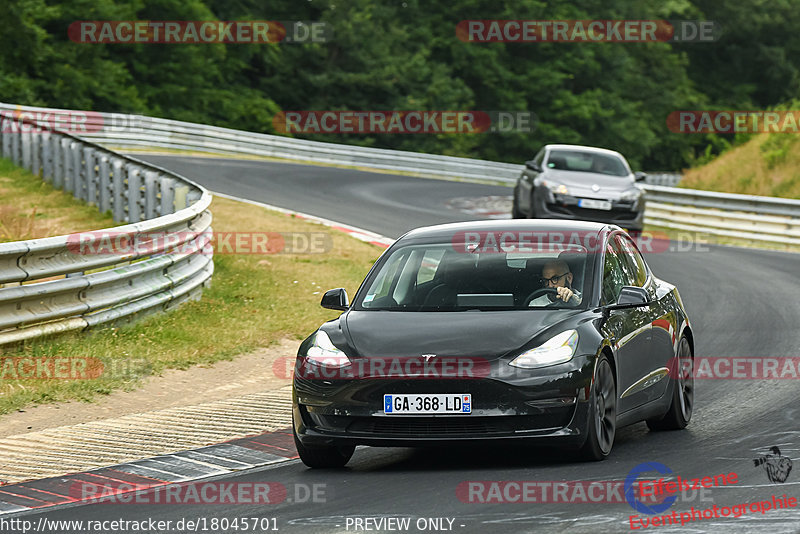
[540,272,569,286]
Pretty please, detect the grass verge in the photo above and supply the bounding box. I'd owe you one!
[0,158,115,242]
[680,134,800,199]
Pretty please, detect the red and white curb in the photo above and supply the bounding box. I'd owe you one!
[0,428,297,515]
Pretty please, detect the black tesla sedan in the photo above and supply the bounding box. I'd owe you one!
[512,144,647,233]
[292,220,694,467]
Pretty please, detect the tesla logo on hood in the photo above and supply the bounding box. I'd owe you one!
[592,184,601,192]
[422,354,436,361]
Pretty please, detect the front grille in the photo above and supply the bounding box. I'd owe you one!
[549,204,638,220]
[350,417,511,436]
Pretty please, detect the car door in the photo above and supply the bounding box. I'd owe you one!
[617,233,674,402]
[600,234,653,414]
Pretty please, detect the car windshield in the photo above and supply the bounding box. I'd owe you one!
[546,150,629,177]
[357,242,589,311]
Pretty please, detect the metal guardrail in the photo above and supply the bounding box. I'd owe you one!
[3,103,799,247]
[642,185,800,245]
[0,106,214,346]
[0,103,684,185]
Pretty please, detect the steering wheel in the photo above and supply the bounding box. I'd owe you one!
[523,288,561,307]
[421,283,450,308]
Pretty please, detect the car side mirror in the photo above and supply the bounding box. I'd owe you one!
[600,286,652,323]
[604,286,652,313]
[634,171,647,182]
[526,160,542,172]
[321,288,349,311]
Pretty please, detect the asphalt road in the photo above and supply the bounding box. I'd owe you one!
[10,156,800,534]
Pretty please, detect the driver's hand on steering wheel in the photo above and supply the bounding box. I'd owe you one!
[556,286,580,303]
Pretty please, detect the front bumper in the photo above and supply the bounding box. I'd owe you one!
[293,356,595,448]
[535,188,644,231]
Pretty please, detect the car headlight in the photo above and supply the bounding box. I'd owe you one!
[305,330,351,368]
[542,180,569,195]
[620,188,642,202]
[509,330,579,369]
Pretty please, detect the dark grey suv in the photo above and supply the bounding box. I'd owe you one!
[512,144,646,233]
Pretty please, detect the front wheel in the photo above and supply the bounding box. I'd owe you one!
[647,336,693,431]
[579,355,616,461]
[293,426,355,468]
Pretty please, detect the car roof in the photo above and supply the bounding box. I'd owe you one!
[544,144,625,158]
[400,219,615,242]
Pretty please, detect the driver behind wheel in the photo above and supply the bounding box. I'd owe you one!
[529,259,582,306]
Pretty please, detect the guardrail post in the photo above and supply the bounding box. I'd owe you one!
[41,133,53,183]
[98,155,111,214]
[61,139,73,192]
[1,118,10,158]
[21,130,31,170]
[143,170,159,219]
[31,130,41,177]
[10,125,20,165]
[68,141,82,196]
[111,159,126,222]
[126,163,142,223]
[84,146,97,205]
[52,135,64,188]
[173,186,189,211]
[160,176,175,215]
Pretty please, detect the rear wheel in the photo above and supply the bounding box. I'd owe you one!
[293,424,355,468]
[579,355,616,461]
[647,336,693,431]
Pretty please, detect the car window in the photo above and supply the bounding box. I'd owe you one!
[533,148,545,166]
[362,249,409,307]
[416,248,445,284]
[358,243,588,311]
[546,150,629,177]
[615,234,648,287]
[601,240,630,305]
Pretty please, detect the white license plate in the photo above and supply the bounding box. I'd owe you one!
[384,394,471,414]
[578,198,612,210]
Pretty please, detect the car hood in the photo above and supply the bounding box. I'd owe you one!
[545,169,635,198]
[340,309,583,360]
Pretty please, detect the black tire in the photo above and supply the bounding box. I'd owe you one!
[294,428,355,468]
[511,189,525,219]
[579,354,617,461]
[647,337,693,431]
[527,192,539,218]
